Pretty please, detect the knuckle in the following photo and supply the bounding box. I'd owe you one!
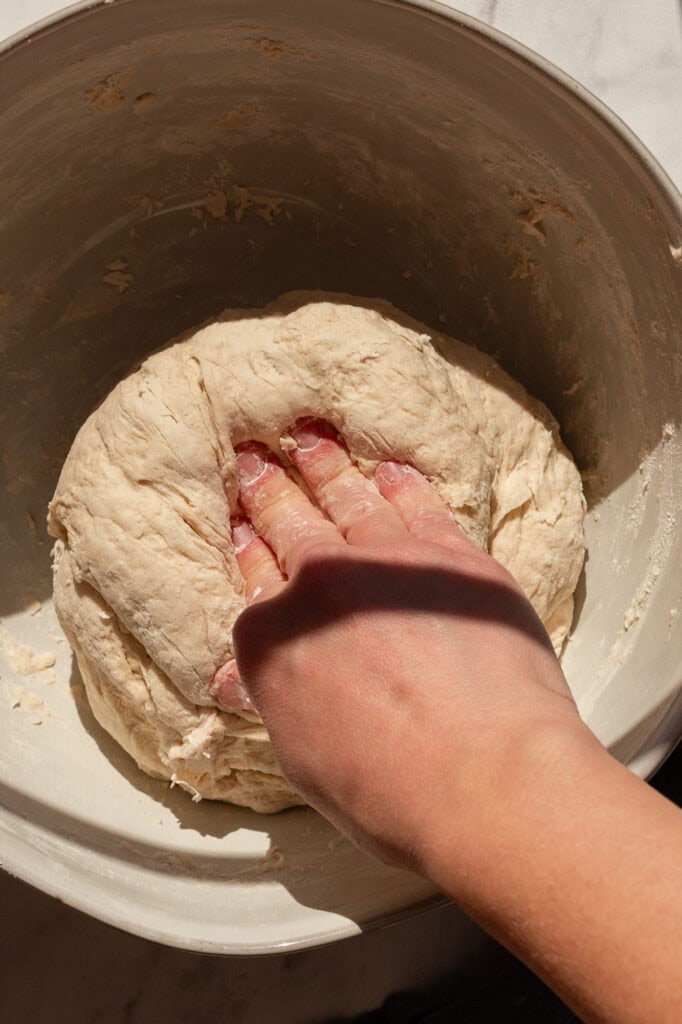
[295,545,341,583]
[413,508,453,531]
[458,546,519,591]
[251,548,276,576]
[287,525,338,562]
[345,506,390,541]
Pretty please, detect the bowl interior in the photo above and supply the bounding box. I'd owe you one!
[1,0,682,951]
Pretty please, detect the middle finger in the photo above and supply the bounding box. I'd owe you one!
[287,418,408,548]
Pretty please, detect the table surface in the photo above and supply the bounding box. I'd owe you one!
[2,2,681,1022]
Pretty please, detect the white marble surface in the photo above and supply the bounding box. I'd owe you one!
[461,0,682,189]
[1,1,680,1022]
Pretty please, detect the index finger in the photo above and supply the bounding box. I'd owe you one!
[235,442,346,576]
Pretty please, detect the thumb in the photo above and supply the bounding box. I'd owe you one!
[210,657,255,712]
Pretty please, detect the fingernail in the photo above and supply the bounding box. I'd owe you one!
[231,517,256,554]
[289,418,325,452]
[376,460,411,485]
[235,445,268,486]
[229,678,255,711]
[211,659,255,712]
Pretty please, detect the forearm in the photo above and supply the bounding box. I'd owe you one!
[424,723,682,1024]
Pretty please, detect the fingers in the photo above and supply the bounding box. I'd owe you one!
[212,518,285,713]
[231,517,285,603]
[235,441,345,576]
[235,426,467,565]
[287,418,407,548]
[222,433,468,715]
[375,460,471,554]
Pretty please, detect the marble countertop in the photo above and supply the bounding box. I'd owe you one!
[1,2,680,1022]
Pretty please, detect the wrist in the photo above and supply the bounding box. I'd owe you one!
[418,713,605,904]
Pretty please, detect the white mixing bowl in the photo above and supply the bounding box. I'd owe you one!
[1,0,682,953]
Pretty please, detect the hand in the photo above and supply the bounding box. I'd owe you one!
[215,418,583,870]
[214,418,682,1024]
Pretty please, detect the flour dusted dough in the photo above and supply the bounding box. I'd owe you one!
[48,293,585,812]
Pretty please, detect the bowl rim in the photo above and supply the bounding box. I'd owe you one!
[1,0,681,955]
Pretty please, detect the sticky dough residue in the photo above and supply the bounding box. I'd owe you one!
[0,621,55,676]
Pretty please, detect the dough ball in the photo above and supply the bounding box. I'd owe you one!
[48,293,585,812]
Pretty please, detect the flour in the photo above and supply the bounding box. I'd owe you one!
[0,621,56,676]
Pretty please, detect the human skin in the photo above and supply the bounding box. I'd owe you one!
[216,418,682,1024]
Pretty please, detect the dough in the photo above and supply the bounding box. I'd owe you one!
[48,293,585,812]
